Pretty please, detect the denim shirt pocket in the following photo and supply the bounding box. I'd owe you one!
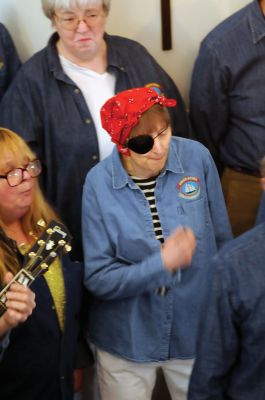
[180,196,209,240]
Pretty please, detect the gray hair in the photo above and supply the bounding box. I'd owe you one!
[41,0,111,20]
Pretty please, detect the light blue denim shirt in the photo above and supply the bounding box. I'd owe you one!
[82,137,232,361]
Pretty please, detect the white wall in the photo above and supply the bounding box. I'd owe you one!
[1,0,250,103]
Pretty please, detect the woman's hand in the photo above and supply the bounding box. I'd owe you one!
[162,226,196,272]
[0,272,36,337]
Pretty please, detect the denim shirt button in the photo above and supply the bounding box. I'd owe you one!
[120,65,126,71]
[74,88,80,94]
[92,155,98,161]
[85,118,91,124]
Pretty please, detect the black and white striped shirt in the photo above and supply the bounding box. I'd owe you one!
[131,175,164,243]
[131,175,168,296]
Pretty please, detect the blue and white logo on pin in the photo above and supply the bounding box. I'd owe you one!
[177,176,200,199]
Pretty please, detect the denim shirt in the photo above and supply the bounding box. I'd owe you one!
[190,0,265,172]
[188,222,265,400]
[0,23,21,102]
[0,32,190,261]
[82,137,232,362]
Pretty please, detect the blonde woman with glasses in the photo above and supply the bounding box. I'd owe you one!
[0,127,86,400]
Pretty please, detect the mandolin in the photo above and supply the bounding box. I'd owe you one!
[0,220,72,317]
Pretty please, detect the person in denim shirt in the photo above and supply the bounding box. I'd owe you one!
[189,0,265,238]
[0,0,190,262]
[0,23,21,102]
[188,206,265,399]
[82,87,232,400]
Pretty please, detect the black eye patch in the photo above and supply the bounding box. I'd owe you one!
[127,135,154,154]
[126,126,168,154]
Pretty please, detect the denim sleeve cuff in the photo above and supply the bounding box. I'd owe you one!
[143,250,173,291]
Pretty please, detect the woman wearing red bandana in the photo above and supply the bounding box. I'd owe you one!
[0,0,191,263]
[82,87,233,400]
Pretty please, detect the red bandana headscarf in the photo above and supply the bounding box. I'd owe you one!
[100,87,177,155]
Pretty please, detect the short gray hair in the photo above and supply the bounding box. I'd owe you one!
[41,0,111,20]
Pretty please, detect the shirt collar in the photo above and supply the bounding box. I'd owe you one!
[164,139,184,175]
[47,32,126,77]
[105,33,127,73]
[47,32,60,70]
[111,147,131,189]
[47,33,73,82]
[111,138,184,189]
[248,0,265,44]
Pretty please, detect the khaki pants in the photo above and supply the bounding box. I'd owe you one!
[96,348,194,400]
[221,167,262,237]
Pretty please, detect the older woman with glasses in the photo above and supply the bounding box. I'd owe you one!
[82,87,233,400]
[0,0,191,262]
[0,127,87,400]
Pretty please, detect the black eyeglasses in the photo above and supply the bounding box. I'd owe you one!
[0,159,42,187]
[126,126,168,154]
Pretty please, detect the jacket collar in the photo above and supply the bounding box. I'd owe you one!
[46,32,126,79]
[111,138,184,190]
[248,0,265,44]
[105,33,128,73]
[46,33,72,83]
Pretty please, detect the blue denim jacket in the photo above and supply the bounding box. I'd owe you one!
[190,0,265,172]
[82,137,232,362]
[188,222,265,400]
[0,32,190,261]
[0,23,21,102]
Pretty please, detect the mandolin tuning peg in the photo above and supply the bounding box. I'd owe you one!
[46,228,53,234]
[29,252,36,258]
[37,219,46,227]
[41,263,49,270]
[64,244,72,252]
[38,240,45,246]
[50,252,57,258]
[58,240,66,246]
